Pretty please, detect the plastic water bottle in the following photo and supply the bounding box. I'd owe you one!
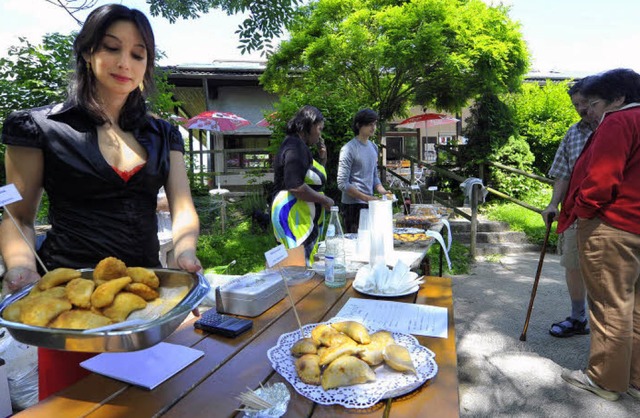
[325,206,346,288]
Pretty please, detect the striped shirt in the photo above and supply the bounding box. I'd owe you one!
[548,121,592,180]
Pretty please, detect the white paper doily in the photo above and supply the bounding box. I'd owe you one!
[266,318,437,409]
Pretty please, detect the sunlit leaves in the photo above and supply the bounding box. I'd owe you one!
[148,0,302,55]
[263,0,529,125]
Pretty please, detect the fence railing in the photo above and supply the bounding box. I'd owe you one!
[383,150,551,260]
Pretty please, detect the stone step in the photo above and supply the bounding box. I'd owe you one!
[448,218,512,233]
[454,231,530,244]
[446,211,540,255]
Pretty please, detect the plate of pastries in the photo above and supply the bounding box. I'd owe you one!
[0,256,209,352]
[267,318,437,409]
[393,227,434,246]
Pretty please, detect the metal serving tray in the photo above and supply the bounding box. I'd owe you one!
[0,269,210,352]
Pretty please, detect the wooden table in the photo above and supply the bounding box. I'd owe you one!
[17,276,459,418]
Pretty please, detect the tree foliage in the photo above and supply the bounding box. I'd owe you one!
[262,0,529,126]
[503,80,578,175]
[147,0,301,56]
[461,82,576,200]
[460,93,538,199]
[0,33,75,124]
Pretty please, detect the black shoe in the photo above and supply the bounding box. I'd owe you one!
[549,317,590,338]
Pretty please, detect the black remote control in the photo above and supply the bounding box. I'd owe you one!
[194,309,253,338]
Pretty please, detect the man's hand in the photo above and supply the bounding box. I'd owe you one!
[541,204,559,227]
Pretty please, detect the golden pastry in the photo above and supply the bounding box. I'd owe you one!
[311,324,352,347]
[383,344,416,374]
[93,256,127,281]
[330,321,371,344]
[49,309,112,329]
[2,299,26,322]
[90,276,132,308]
[65,278,95,309]
[295,354,321,385]
[316,346,328,358]
[126,267,160,289]
[38,268,81,290]
[290,337,319,357]
[321,355,376,390]
[371,330,395,347]
[101,292,147,322]
[318,340,358,366]
[356,342,385,366]
[20,296,72,327]
[125,283,159,301]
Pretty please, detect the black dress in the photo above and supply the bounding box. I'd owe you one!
[1,102,184,270]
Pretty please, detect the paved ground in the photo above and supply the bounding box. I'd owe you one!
[451,252,640,418]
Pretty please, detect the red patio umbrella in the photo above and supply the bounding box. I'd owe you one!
[396,113,459,129]
[184,110,251,132]
[256,118,271,128]
[256,111,278,128]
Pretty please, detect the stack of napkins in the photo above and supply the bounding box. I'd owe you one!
[353,260,423,295]
[80,342,203,390]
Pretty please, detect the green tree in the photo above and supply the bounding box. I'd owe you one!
[49,0,302,55]
[0,33,75,124]
[148,0,302,56]
[503,80,578,174]
[0,33,75,186]
[262,0,529,127]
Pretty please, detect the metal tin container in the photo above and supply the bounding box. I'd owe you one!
[215,270,286,317]
[0,269,210,352]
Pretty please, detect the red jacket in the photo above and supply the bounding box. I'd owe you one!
[558,104,640,234]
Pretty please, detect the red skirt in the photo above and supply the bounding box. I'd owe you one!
[38,348,96,400]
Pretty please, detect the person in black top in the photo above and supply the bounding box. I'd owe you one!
[271,105,334,266]
[0,4,201,399]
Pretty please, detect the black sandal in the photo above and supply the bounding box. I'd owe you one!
[549,317,590,338]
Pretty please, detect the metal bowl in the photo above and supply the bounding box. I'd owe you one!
[0,269,210,352]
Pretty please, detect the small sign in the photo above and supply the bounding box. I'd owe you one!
[0,184,22,207]
[265,244,288,268]
[428,186,438,191]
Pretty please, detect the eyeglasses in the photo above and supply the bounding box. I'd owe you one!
[588,100,601,109]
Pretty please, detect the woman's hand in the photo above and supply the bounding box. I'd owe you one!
[322,196,334,210]
[2,267,40,297]
[174,249,202,273]
[318,140,327,165]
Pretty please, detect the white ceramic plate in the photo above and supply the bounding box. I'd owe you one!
[267,318,437,409]
[393,227,425,234]
[352,281,420,297]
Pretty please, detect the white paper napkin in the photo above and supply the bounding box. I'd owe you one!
[80,342,204,390]
[353,261,422,295]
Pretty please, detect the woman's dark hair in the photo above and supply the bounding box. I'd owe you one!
[581,68,640,104]
[286,105,324,136]
[70,4,156,130]
[352,108,378,135]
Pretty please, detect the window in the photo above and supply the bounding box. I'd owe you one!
[224,135,272,170]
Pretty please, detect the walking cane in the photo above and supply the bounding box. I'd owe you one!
[519,213,554,342]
